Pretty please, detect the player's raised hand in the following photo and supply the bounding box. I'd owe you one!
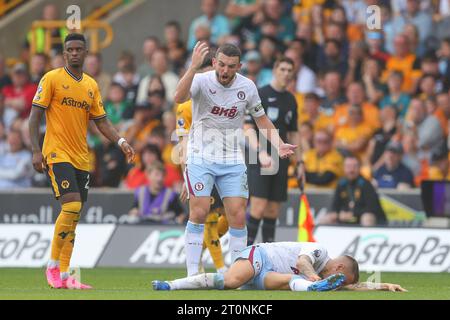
[190,41,209,71]
[279,143,297,159]
[120,141,135,164]
[32,152,45,173]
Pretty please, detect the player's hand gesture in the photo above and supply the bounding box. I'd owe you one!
[120,141,135,164]
[190,41,209,71]
[32,151,46,173]
[279,143,296,159]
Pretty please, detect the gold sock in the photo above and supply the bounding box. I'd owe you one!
[59,215,80,274]
[217,214,229,238]
[204,212,225,269]
[50,202,81,271]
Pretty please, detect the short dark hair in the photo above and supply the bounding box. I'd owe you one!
[64,33,86,44]
[344,255,360,284]
[274,56,294,69]
[140,144,162,170]
[216,43,241,61]
[200,48,215,70]
[305,92,321,101]
[165,20,181,31]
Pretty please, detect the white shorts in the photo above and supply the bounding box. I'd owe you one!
[184,161,248,199]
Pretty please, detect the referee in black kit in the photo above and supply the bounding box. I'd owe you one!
[244,56,305,244]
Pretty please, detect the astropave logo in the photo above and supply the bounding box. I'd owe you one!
[315,226,450,273]
[0,230,50,266]
[61,97,90,111]
[129,230,231,266]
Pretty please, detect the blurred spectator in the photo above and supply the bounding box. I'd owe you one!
[335,104,373,159]
[317,38,349,78]
[241,50,272,87]
[373,140,415,189]
[379,71,411,118]
[1,63,37,129]
[345,40,368,86]
[124,102,161,153]
[417,74,438,100]
[299,92,333,133]
[420,54,445,93]
[93,134,127,187]
[128,161,185,224]
[365,106,399,172]
[320,70,346,111]
[0,55,11,90]
[25,4,68,55]
[258,0,295,44]
[428,145,450,180]
[425,96,448,137]
[436,92,450,132]
[137,36,160,79]
[392,0,433,54]
[402,130,422,176]
[319,155,387,226]
[104,83,133,127]
[0,121,7,155]
[164,21,188,75]
[114,61,139,104]
[334,82,380,131]
[84,53,112,99]
[125,144,182,190]
[29,53,47,84]
[304,130,344,188]
[0,129,32,189]
[146,75,171,113]
[407,97,444,159]
[362,57,386,104]
[225,0,261,31]
[299,121,314,153]
[437,37,450,89]
[383,34,422,94]
[366,30,390,65]
[258,36,279,70]
[187,0,231,51]
[284,47,316,94]
[137,49,179,104]
[50,53,65,69]
[295,22,320,71]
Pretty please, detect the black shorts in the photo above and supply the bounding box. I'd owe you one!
[46,162,90,202]
[248,159,289,202]
[210,186,224,211]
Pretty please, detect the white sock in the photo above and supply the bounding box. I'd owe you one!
[217,266,228,274]
[289,276,313,292]
[185,221,205,276]
[229,227,247,263]
[170,273,224,290]
[47,260,59,268]
[60,272,69,280]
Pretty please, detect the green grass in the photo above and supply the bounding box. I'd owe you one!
[0,268,449,300]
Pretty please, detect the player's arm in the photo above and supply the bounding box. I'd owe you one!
[29,105,46,173]
[341,282,407,292]
[94,117,135,163]
[173,42,209,104]
[296,255,321,282]
[253,114,296,159]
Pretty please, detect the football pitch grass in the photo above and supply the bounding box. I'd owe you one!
[0,268,449,300]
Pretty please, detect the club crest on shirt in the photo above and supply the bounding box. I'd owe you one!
[237,91,246,100]
[178,118,185,127]
[62,84,69,90]
[195,182,204,191]
[61,180,70,189]
[313,249,321,258]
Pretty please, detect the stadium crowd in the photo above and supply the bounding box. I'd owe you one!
[1,0,450,198]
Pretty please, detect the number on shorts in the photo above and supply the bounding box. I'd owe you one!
[85,174,90,189]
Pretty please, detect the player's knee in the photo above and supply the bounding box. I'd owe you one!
[61,201,82,214]
[224,274,243,289]
[189,207,209,222]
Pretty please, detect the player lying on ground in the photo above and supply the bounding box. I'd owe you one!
[153,242,406,292]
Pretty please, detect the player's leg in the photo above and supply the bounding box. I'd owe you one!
[262,201,282,243]
[45,163,82,288]
[261,159,288,243]
[184,164,214,276]
[215,163,249,262]
[263,272,293,290]
[217,210,228,238]
[203,211,227,273]
[247,164,270,245]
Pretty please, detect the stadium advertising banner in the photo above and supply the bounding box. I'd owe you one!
[0,225,115,267]
[315,226,450,273]
[97,225,298,268]
[0,190,423,226]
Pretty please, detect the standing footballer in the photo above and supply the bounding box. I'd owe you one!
[29,33,135,289]
[174,41,297,277]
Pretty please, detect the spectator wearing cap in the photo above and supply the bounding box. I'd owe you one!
[373,140,415,189]
[428,146,450,180]
[241,50,273,88]
[1,63,37,129]
[366,30,390,65]
[128,161,186,224]
[187,0,231,51]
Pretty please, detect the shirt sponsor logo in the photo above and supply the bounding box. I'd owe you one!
[210,106,238,119]
[61,97,90,111]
